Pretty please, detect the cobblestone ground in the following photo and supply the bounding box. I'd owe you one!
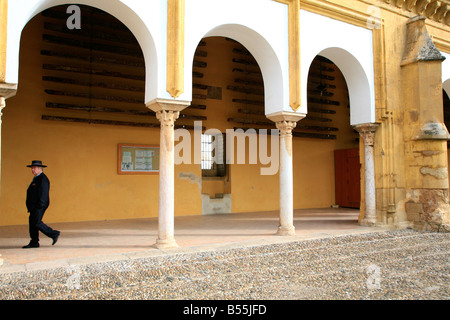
[0,229,448,300]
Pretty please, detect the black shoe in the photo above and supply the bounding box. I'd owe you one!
[22,243,39,249]
[52,233,60,246]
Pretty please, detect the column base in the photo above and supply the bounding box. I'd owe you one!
[276,225,296,236]
[152,238,179,250]
[360,218,377,227]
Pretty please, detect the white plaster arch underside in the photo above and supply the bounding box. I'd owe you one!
[300,10,376,126]
[184,0,289,115]
[442,52,450,96]
[444,79,450,97]
[5,0,161,102]
[202,25,285,116]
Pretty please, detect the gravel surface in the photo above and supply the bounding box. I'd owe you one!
[0,229,448,300]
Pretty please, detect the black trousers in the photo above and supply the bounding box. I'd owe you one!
[28,209,59,244]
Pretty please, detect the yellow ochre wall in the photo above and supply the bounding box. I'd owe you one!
[0,7,356,226]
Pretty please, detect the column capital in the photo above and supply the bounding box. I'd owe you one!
[267,111,305,134]
[146,98,190,113]
[156,109,180,127]
[0,82,17,100]
[354,123,380,146]
[275,120,298,136]
[266,111,305,123]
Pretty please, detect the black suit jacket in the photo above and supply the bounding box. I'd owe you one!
[26,173,50,214]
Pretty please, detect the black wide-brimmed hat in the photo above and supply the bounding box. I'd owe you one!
[26,160,47,168]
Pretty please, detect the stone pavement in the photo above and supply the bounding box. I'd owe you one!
[0,208,364,272]
[0,209,448,303]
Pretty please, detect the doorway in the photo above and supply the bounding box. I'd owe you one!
[334,148,360,208]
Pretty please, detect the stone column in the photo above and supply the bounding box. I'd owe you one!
[354,123,380,226]
[267,111,305,235]
[400,16,450,231]
[147,99,189,249]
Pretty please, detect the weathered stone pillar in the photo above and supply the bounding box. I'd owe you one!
[354,123,380,226]
[401,16,450,231]
[147,99,190,249]
[267,111,305,235]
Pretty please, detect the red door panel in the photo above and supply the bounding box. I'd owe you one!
[334,148,360,208]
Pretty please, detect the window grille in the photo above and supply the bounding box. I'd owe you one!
[201,134,214,170]
[201,133,226,176]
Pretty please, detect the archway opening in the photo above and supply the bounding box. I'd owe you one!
[317,47,374,125]
[187,36,278,215]
[1,4,158,225]
[37,5,148,123]
[299,54,360,218]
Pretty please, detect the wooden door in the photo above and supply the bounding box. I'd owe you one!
[334,148,360,208]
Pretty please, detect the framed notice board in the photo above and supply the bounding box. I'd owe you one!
[118,144,159,174]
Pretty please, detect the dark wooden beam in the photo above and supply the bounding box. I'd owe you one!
[234,78,264,87]
[232,58,258,66]
[232,68,261,76]
[46,102,151,115]
[228,118,338,132]
[43,22,140,46]
[232,99,264,106]
[43,34,143,58]
[227,85,264,96]
[42,76,145,93]
[232,127,336,140]
[42,115,205,130]
[308,97,340,106]
[44,89,144,104]
[41,50,145,68]
[43,64,145,81]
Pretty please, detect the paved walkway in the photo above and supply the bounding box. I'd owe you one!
[0,208,368,273]
[1,208,449,302]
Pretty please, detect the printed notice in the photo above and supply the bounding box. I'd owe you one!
[118,144,159,174]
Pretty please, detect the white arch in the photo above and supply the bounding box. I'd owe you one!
[184,0,289,115]
[318,47,373,125]
[187,24,285,116]
[444,79,450,97]
[5,0,160,103]
[442,52,450,96]
[300,10,375,125]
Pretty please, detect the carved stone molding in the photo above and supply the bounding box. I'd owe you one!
[266,111,305,129]
[275,120,298,136]
[146,98,190,113]
[384,0,450,25]
[401,15,445,66]
[354,123,380,146]
[156,109,180,127]
[0,83,17,99]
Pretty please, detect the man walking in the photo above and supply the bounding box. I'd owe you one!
[23,160,60,248]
